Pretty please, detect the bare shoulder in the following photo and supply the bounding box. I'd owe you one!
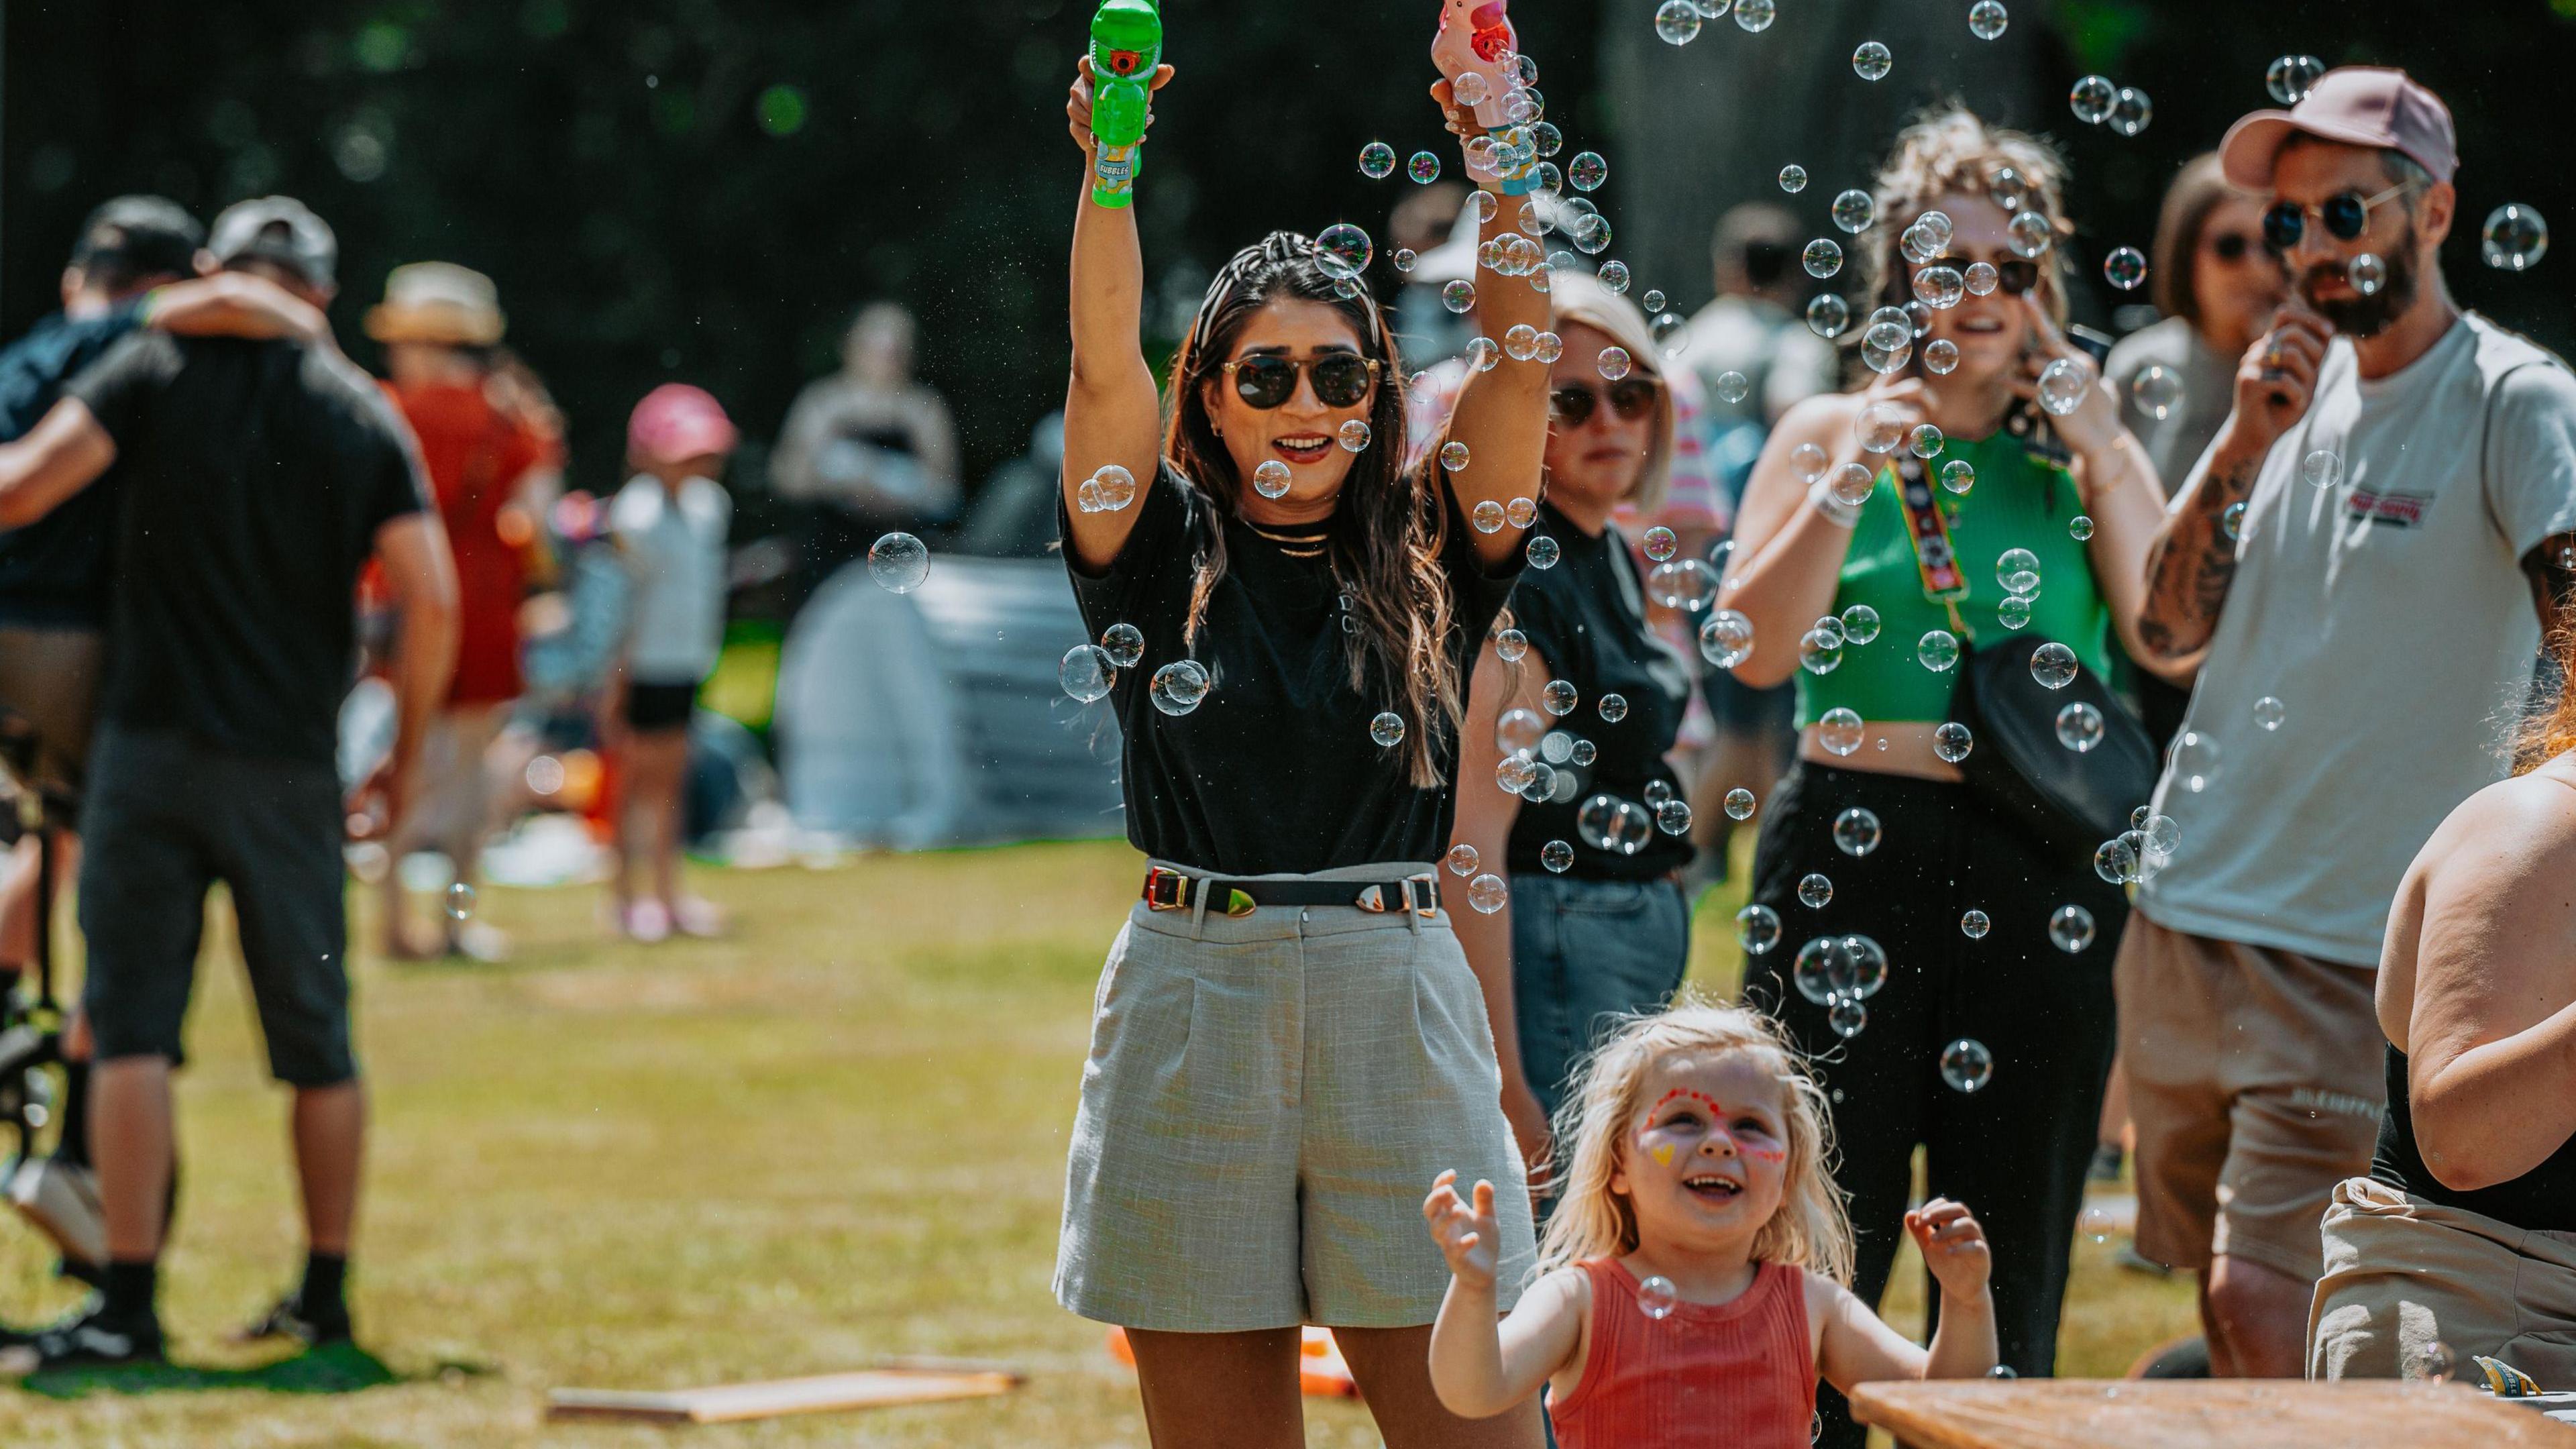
[2421,767,2576,882]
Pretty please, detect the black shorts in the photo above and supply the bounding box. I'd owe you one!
[77,725,356,1086]
[624,679,698,733]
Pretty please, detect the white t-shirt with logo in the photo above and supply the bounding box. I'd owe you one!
[2139,313,2576,965]
[610,474,732,684]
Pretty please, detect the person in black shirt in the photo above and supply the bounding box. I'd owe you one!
[2310,657,2576,1383]
[0,196,458,1368]
[1054,56,1551,1447]
[1450,274,1697,1183]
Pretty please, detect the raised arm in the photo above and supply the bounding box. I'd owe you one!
[2135,304,2330,663]
[1718,388,1878,688]
[1059,54,1174,574]
[0,398,117,529]
[144,271,334,349]
[1436,85,1548,570]
[1424,1170,1587,1417]
[1450,639,1554,1171]
[1815,1197,1996,1392]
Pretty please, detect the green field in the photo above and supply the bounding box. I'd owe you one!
[0,838,2196,1446]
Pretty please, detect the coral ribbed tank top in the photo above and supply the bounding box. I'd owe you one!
[1550,1258,1815,1449]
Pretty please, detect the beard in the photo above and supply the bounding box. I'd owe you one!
[2300,225,2421,338]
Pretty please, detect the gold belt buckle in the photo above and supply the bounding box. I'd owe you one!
[1408,873,1440,918]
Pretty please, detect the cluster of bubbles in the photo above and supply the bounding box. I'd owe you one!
[1792,934,1888,1039]
[2092,806,2182,888]
[1654,0,1778,45]
[1356,140,1446,186]
[1072,463,1140,515]
[2068,74,2151,136]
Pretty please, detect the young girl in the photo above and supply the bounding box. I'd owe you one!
[1425,1002,1997,1445]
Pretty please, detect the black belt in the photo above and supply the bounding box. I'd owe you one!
[1142,866,1441,919]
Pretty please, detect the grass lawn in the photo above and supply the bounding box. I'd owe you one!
[0,836,2196,1446]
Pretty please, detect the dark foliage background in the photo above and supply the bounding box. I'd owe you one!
[6,0,2571,504]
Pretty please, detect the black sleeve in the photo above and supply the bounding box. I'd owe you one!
[358,392,433,537]
[1061,462,1200,637]
[1439,482,1526,652]
[60,331,180,447]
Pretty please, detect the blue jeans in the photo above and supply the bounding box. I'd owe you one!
[1507,873,1692,1123]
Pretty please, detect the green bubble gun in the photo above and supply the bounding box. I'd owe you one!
[1089,0,1163,209]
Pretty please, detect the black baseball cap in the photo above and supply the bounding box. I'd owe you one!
[207,196,338,288]
[68,195,203,280]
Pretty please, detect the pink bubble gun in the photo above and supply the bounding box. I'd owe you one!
[1432,0,1517,128]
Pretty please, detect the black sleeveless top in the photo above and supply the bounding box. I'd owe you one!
[2372,1044,2576,1232]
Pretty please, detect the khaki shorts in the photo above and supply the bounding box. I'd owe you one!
[1055,871,1537,1332]
[2311,1177,2576,1387]
[0,624,101,800]
[2115,917,2385,1281]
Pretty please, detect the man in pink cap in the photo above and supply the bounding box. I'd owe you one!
[2123,68,2576,1377]
[606,384,737,942]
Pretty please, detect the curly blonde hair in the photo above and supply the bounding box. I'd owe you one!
[1857,103,2074,340]
[1535,994,1856,1286]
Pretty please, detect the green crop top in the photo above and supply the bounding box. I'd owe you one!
[1794,430,2116,729]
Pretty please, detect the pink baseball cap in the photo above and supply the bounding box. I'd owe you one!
[627,383,737,465]
[2220,66,2457,191]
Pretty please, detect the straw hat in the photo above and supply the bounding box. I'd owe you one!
[364,261,506,346]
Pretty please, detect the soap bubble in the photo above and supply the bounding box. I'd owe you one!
[1586,346,1632,386]
[869,532,930,592]
[1589,263,1631,299]
[1799,873,1834,910]
[1916,209,1954,247]
[1102,623,1145,668]
[2008,208,2055,258]
[1778,164,1808,194]
[2070,74,2116,125]
[1963,262,2000,298]
[2222,500,2248,540]
[1638,1273,1680,1320]
[1996,547,2041,594]
[1648,559,1718,611]
[1833,807,1882,857]
[2265,54,2324,105]
[1061,644,1116,702]
[2070,515,2094,542]
[2482,205,2548,271]
[2049,904,2097,955]
[1598,693,1629,724]
[1641,525,1678,563]
[2170,728,2223,794]
[1470,499,1505,533]
[1371,711,1407,747]
[1831,190,1875,235]
[1149,660,1210,716]
[1923,339,1960,375]
[1810,615,1847,651]
[2104,246,2148,290]
[1440,441,1472,474]
[1542,679,1578,716]
[2057,702,2104,753]
[1859,401,1909,454]
[1446,843,1480,877]
[1941,459,1976,494]
[1578,794,1655,855]
[1442,278,1477,314]
[1801,237,1844,280]
[1654,0,1703,44]
[1540,731,1574,765]
[1725,788,1757,820]
[2080,1205,2115,1244]
[1913,266,1966,312]
[1358,142,1397,179]
[1532,331,1564,364]
[2303,450,2343,488]
[1409,151,1442,184]
[1503,324,1540,362]
[1452,70,1491,108]
[1699,610,1756,668]
[445,881,477,921]
[1852,41,1892,81]
[2130,364,2182,420]
[2038,358,2090,417]
[1569,152,1608,192]
[1643,288,1668,314]
[1733,0,1774,28]
[1788,441,1830,484]
[1540,839,1574,873]
[1652,313,1689,358]
[1498,707,1546,752]
[1656,799,1692,835]
[1316,223,1373,279]
[1839,604,1881,645]
[1941,1038,1994,1093]
[1532,123,1564,159]
[1968,1,2008,39]
[1337,419,1373,452]
[1495,629,1529,664]
[1934,721,1974,763]
[2109,87,2153,137]
[1254,460,1293,498]
[1817,707,1866,756]
[1828,994,1868,1038]
[1468,873,1509,913]
[2254,695,2286,731]
[2029,642,2079,689]
[1527,534,1562,570]
[1960,908,1990,938]
[1910,424,1945,460]
[1800,626,1843,673]
[2347,253,2387,297]
[1829,463,1878,508]
[1091,464,1137,512]
[1806,294,1850,339]
[1737,904,1782,955]
[1918,629,1960,673]
[1989,167,2029,212]
[1998,594,2033,631]
[2094,836,2138,885]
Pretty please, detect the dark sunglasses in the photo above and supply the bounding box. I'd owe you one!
[2263,184,2407,252]
[1550,379,1660,427]
[1220,353,1381,410]
[2205,231,2256,262]
[1929,256,2040,296]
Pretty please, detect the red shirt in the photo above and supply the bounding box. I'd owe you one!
[1550,1258,1817,1449]
[384,380,556,704]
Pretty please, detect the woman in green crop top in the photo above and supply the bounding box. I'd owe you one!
[1713,107,2185,1444]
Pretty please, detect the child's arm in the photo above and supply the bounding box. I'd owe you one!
[1423,1171,1585,1419]
[1814,1197,1998,1391]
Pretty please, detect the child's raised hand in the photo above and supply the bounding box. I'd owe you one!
[1904,1197,1992,1302]
[1422,1169,1501,1289]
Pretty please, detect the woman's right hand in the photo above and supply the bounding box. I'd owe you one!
[1065,54,1175,156]
[1849,373,1933,462]
[1424,1169,1503,1290]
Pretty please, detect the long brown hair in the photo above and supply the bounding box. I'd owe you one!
[1164,232,1462,789]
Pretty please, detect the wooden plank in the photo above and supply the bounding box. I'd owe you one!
[547,1367,1020,1425]
[1847,1379,2576,1449]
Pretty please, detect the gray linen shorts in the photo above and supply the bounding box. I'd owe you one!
[1055,865,1538,1332]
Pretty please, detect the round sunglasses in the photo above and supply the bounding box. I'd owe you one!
[2262,184,2408,253]
[1219,353,1381,410]
[1928,254,2042,296]
[1550,378,1661,427]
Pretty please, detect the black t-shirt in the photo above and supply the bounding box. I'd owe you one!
[66,333,430,765]
[0,308,143,625]
[1064,464,1521,877]
[2373,1044,2576,1235]
[1503,502,1695,881]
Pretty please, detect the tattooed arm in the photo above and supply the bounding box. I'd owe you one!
[2134,305,2332,664]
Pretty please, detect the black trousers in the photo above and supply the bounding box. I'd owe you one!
[1745,762,2125,1448]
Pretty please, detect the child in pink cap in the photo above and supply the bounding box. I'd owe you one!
[606,384,736,942]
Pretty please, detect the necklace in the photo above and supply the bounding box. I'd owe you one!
[1245,520,1331,559]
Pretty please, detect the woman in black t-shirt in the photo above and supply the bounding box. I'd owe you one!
[1053,55,1552,1447]
[1449,275,1697,1180]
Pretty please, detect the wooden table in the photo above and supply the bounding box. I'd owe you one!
[1849,1379,2576,1449]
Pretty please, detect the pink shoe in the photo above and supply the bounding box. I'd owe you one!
[621,899,672,944]
[672,896,728,939]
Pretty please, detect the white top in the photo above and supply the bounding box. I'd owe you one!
[1677,295,1839,428]
[610,474,732,684]
[2140,314,2576,965]
[2104,317,2241,500]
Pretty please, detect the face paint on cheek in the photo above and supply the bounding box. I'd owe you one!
[1651,1143,1676,1165]
[1742,1143,1788,1164]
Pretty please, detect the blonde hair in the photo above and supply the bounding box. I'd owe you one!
[1546,272,1674,517]
[1536,995,1856,1286]
[1858,103,2074,345]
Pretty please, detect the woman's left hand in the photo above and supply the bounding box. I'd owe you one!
[2006,292,2127,460]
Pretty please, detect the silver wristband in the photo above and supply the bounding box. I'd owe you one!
[1807,476,1863,529]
